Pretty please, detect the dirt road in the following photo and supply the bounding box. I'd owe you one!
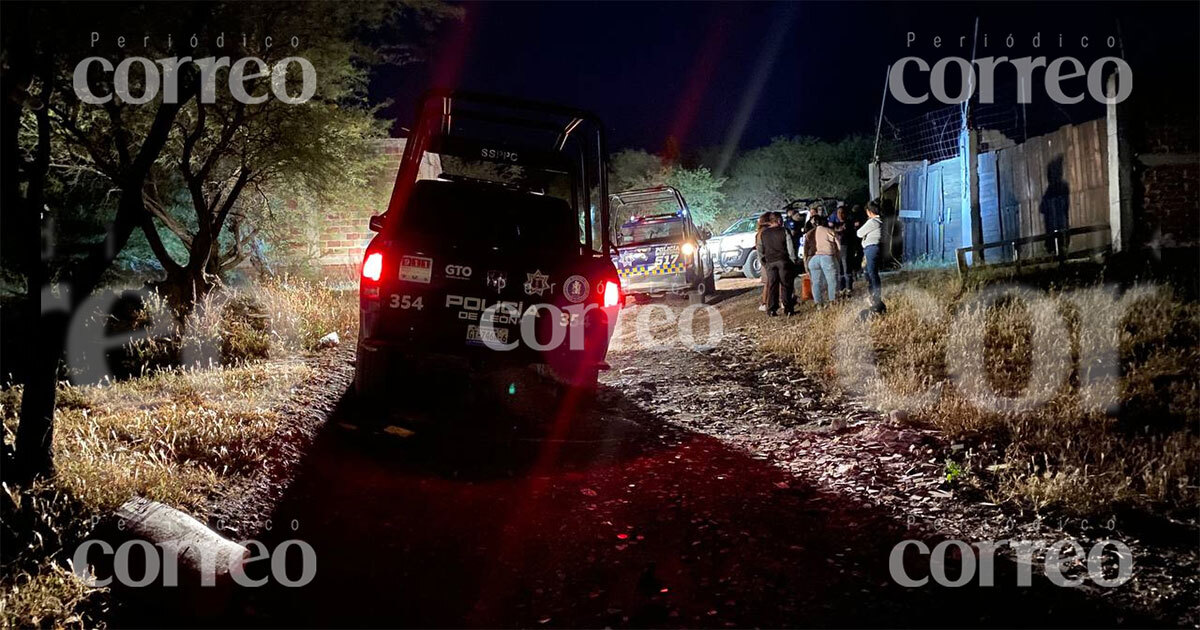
[124,280,1163,628]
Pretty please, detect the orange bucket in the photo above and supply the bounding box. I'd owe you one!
[800,273,813,301]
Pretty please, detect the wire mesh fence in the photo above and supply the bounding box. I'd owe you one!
[876,77,1108,164]
[877,106,964,163]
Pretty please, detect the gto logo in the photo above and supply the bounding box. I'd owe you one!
[445,264,473,279]
[73,55,317,105]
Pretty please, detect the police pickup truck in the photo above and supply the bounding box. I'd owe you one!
[610,187,715,304]
[355,91,622,411]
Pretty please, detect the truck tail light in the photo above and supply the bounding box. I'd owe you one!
[601,280,621,308]
[680,242,696,256]
[362,252,383,282]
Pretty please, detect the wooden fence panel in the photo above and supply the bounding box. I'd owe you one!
[996,146,1021,259]
[941,162,963,262]
[885,116,1110,266]
[977,151,1002,259]
[928,164,944,261]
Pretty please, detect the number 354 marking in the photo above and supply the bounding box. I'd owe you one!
[389,295,424,310]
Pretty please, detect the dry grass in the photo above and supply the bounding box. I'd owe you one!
[247,275,359,354]
[2,361,315,628]
[0,562,99,630]
[128,277,358,370]
[50,361,313,513]
[762,268,1200,517]
[2,277,355,628]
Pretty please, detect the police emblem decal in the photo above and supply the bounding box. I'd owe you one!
[523,270,554,296]
[563,274,589,303]
[486,270,507,293]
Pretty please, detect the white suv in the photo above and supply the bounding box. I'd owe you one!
[711,210,807,279]
[710,215,760,278]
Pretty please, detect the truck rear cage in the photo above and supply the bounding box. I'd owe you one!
[611,186,688,212]
[623,212,684,224]
[387,89,611,252]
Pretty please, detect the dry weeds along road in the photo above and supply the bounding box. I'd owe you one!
[123,282,1185,628]
[608,285,1196,627]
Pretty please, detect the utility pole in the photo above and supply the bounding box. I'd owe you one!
[870,64,891,201]
[962,17,985,264]
[1106,56,1133,253]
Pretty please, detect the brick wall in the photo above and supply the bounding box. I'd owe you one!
[1140,162,1197,248]
[314,138,441,278]
[1132,113,1200,249]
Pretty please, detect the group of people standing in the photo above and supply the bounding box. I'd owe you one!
[755,200,885,316]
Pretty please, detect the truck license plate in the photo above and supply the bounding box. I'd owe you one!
[399,255,432,283]
[466,324,508,346]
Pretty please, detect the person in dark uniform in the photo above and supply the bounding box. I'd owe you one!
[759,216,798,316]
[755,212,773,311]
[828,202,846,294]
[835,205,859,294]
[784,208,804,253]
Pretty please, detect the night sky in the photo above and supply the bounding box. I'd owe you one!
[372,1,1199,154]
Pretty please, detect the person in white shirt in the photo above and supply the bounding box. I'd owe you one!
[856,201,884,304]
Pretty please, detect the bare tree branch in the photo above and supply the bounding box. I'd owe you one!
[141,189,194,247]
[103,100,132,168]
[195,101,245,186]
[218,223,260,272]
[137,208,183,274]
[47,104,118,177]
[213,167,252,234]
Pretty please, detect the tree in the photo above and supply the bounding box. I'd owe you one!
[1,1,458,481]
[665,165,725,229]
[609,149,664,192]
[608,149,727,229]
[2,3,202,482]
[723,135,874,219]
[136,2,457,310]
